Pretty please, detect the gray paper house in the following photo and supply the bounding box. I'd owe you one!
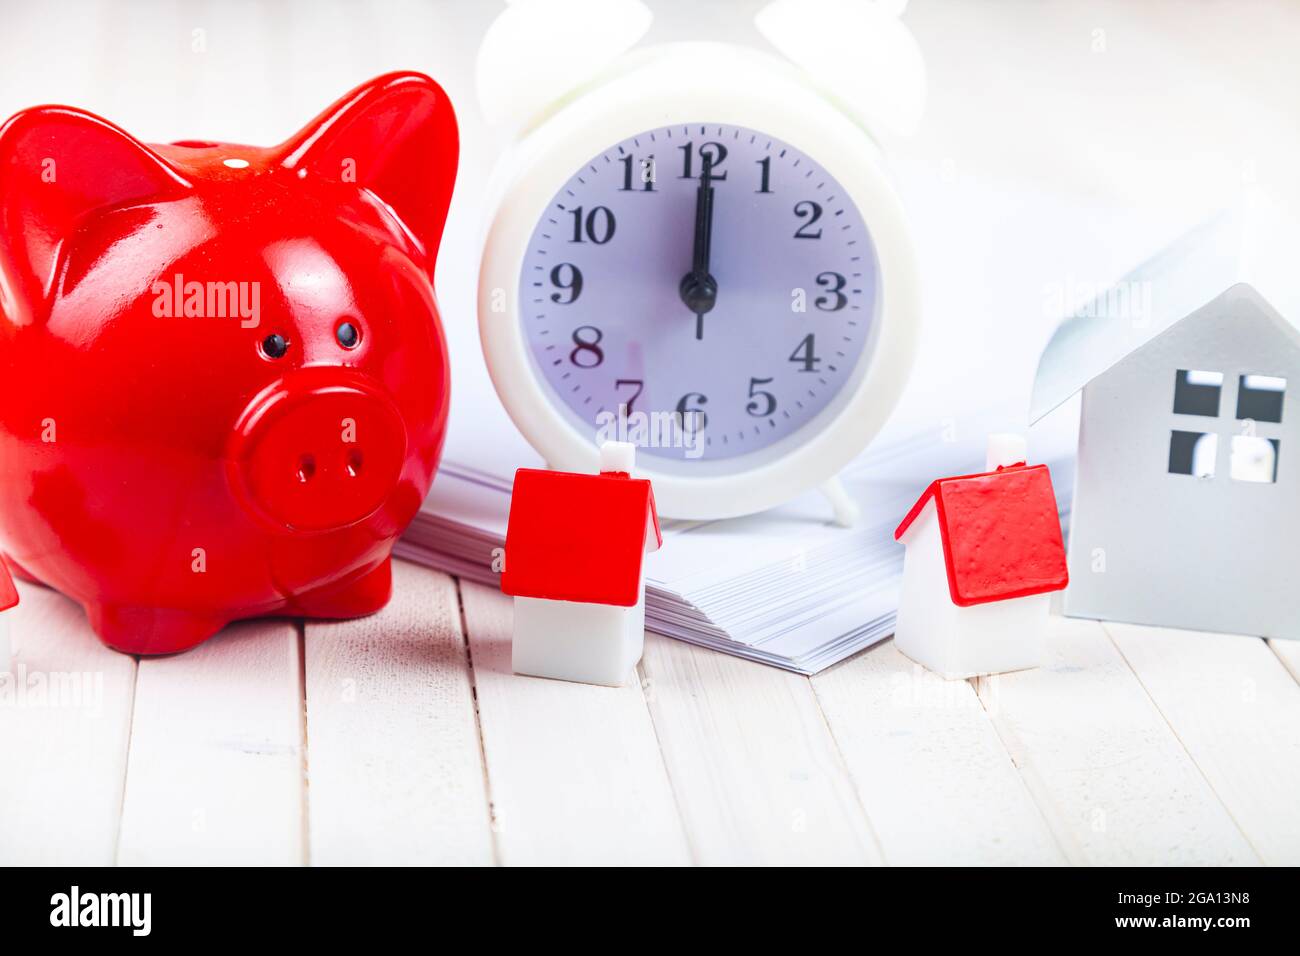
[1031,213,1300,640]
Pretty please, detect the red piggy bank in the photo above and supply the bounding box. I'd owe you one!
[0,72,457,654]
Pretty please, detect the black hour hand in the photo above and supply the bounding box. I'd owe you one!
[679,152,718,338]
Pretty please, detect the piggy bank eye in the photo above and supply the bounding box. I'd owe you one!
[261,333,290,359]
[335,321,360,350]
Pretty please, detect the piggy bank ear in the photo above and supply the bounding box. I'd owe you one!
[279,72,459,266]
[0,107,190,319]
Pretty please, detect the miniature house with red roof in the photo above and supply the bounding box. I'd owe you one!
[0,559,18,672]
[501,441,661,686]
[892,434,1068,680]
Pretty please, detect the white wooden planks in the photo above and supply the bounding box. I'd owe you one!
[640,632,882,866]
[460,581,689,865]
[812,641,1064,865]
[117,620,304,866]
[3,571,1293,866]
[975,615,1258,865]
[1106,622,1300,865]
[0,583,135,865]
[304,561,493,866]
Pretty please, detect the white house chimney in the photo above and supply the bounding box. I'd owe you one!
[986,433,1028,471]
[599,440,636,476]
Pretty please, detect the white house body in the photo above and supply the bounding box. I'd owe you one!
[511,586,646,687]
[1032,215,1300,640]
[895,501,1052,680]
[1066,292,1300,638]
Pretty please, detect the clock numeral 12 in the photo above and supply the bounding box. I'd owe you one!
[569,206,616,244]
[678,141,728,180]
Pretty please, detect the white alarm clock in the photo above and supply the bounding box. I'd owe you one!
[477,0,924,524]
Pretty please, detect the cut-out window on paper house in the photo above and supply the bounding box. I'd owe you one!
[1168,430,1217,477]
[1172,369,1223,416]
[1235,374,1285,423]
[1230,434,1279,483]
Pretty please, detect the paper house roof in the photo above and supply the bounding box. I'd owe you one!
[0,560,17,612]
[1030,211,1300,424]
[501,468,661,607]
[895,464,1068,607]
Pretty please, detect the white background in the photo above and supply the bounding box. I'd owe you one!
[3,0,1297,466]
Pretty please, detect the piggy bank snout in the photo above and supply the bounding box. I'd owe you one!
[230,373,408,533]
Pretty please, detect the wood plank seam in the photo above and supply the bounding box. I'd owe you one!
[969,671,1075,863]
[1098,621,1265,864]
[805,676,890,863]
[110,655,141,866]
[453,577,504,866]
[972,671,1092,863]
[810,641,1063,864]
[640,633,878,865]
[302,565,493,865]
[116,621,307,864]
[633,658,701,866]
[296,620,310,867]
[461,582,691,864]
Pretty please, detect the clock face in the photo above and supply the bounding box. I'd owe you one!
[518,122,881,464]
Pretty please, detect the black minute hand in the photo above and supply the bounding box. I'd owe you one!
[679,152,718,340]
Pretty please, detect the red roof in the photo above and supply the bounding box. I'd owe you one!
[501,468,661,607]
[894,463,1068,607]
[0,559,17,612]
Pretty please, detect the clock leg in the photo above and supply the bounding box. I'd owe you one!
[820,476,861,528]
